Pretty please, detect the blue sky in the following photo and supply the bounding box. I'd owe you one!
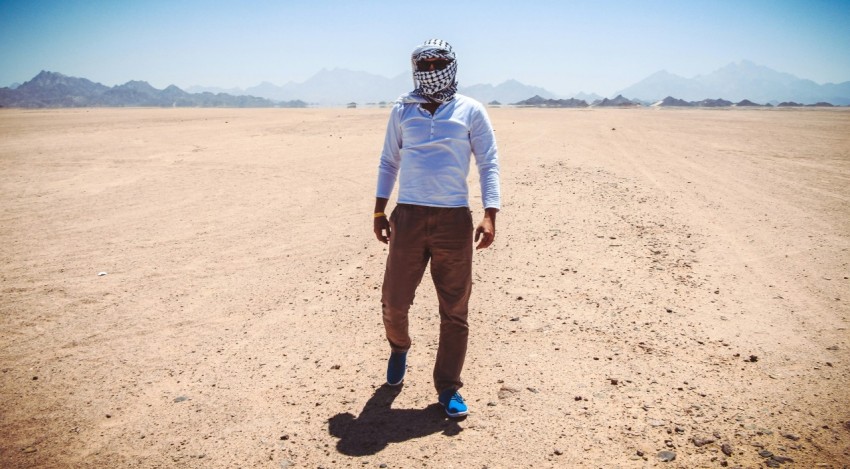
[1,0,848,96]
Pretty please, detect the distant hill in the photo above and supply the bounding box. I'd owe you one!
[190,70,557,106]
[0,71,304,108]
[573,91,604,103]
[654,96,694,107]
[619,61,850,105]
[651,96,835,108]
[513,95,588,107]
[595,94,639,107]
[461,80,556,105]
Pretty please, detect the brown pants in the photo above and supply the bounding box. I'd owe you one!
[381,204,473,393]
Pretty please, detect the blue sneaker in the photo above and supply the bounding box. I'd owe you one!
[438,389,469,417]
[386,351,407,386]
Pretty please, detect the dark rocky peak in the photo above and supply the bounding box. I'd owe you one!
[657,96,693,107]
[597,94,638,107]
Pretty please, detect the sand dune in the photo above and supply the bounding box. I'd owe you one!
[1,107,848,468]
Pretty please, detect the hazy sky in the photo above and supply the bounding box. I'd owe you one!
[2,0,849,96]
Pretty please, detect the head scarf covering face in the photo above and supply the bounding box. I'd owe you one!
[411,39,458,103]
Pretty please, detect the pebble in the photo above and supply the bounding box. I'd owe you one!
[497,386,521,399]
[22,447,36,454]
[758,450,774,458]
[657,450,676,462]
[781,433,800,441]
[554,449,563,456]
[721,443,734,456]
[173,396,189,403]
[692,436,716,447]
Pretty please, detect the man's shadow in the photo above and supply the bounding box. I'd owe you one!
[328,384,463,456]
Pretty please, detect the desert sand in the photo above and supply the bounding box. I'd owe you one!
[1,106,849,468]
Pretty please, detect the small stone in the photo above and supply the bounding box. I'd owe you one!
[781,433,800,441]
[772,455,794,463]
[758,449,774,458]
[487,401,497,407]
[648,419,666,427]
[526,387,539,394]
[674,426,685,434]
[32,376,38,380]
[22,447,36,454]
[765,459,781,468]
[173,396,189,403]
[554,449,563,455]
[666,308,673,313]
[657,450,676,462]
[692,436,716,447]
[636,450,645,457]
[380,464,388,468]
[330,364,340,370]
[280,434,289,441]
[574,396,582,401]
[610,378,618,385]
[498,386,521,399]
[516,296,523,301]
[105,414,111,418]
[721,443,733,456]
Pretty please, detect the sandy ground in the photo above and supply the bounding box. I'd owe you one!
[1,106,849,468]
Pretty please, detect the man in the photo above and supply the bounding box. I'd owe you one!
[372,39,501,418]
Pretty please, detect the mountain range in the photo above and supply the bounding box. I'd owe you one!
[187,71,564,106]
[2,61,848,108]
[618,61,850,105]
[0,71,305,108]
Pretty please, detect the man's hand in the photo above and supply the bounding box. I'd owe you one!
[374,215,391,244]
[475,208,498,250]
[373,197,390,244]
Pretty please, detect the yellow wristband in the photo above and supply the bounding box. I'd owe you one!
[374,212,386,218]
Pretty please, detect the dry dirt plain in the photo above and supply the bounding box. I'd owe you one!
[1,106,849,468]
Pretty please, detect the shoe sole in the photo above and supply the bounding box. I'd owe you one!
[386,377,404,386]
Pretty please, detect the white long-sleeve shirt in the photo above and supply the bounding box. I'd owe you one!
[376,93,501,209]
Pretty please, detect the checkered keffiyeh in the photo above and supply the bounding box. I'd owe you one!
[411,39,458,103]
